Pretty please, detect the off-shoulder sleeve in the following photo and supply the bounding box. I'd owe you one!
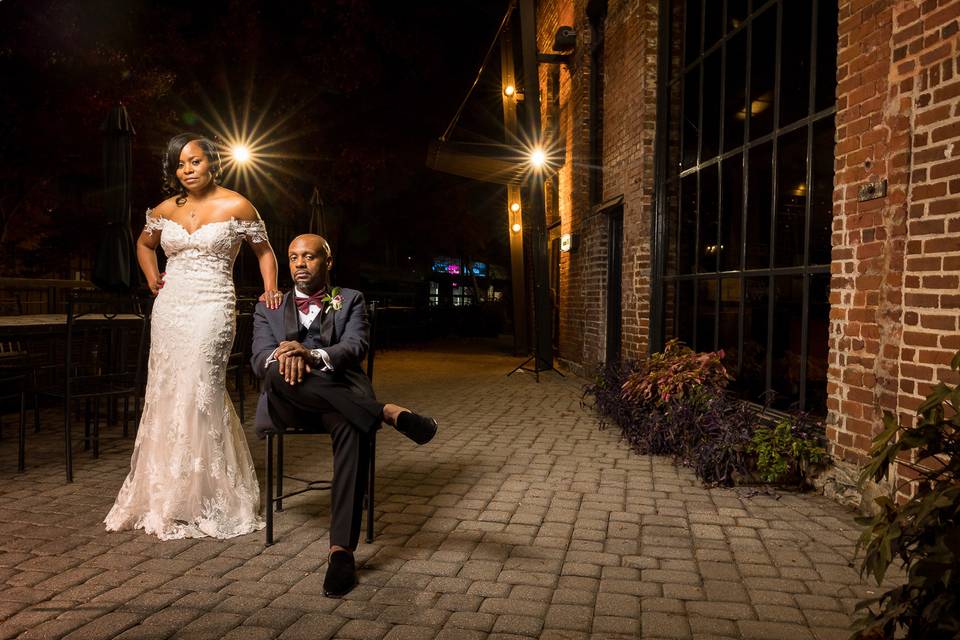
[235,218,269,244]
[144,208,165,236]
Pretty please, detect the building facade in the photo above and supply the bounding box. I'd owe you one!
[538,0,960,503]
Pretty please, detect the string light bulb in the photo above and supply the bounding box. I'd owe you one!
[511,223,522,233]
[510,202,521,213]
[503,84,516,97]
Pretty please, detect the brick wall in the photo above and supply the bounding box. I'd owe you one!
[605,0,658,359]
[537,0,594,374]
[537,0,960,503]
[829,0,960,493]
[538,0,660,375]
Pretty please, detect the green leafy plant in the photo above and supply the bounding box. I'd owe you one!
[749,416,827,484]
[853,351,960,640]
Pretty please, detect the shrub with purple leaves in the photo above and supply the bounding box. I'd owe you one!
[585,341,818,487]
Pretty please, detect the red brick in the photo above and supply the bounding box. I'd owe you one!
[920,314,957,330]
[924,235,960,252]
[904,331,939,347]
[929,159,960,180]
[921,275,959,289]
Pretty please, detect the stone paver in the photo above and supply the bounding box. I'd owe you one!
[0,340,896,638]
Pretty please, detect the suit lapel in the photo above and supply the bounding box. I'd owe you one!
[318,304,336,346]
[282,293,300,341]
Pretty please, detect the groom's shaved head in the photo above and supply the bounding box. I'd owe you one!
[289,235,333,294]
[290,234,332,259]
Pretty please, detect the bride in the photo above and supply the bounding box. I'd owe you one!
[105,133,282,540]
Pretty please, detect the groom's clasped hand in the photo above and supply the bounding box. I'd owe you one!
[273,339,316,384]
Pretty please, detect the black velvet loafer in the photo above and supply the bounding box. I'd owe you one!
[322,550,357,598]
[395,411,438,445]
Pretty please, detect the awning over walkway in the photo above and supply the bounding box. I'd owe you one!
[425,140,528,186]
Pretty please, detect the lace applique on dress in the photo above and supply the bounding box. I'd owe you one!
[235,219,268,244]
[144,208,165,236]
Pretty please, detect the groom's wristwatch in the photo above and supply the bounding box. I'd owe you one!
[309,348,324,367]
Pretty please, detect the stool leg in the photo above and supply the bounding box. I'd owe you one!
[18,391,26,473]
[64,396,73,483]
[92,397,101,459]
[83,399,91,451]
[276,435,284,512]
[266,434,274,545]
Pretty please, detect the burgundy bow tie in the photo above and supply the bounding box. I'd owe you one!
[295,290,326,314]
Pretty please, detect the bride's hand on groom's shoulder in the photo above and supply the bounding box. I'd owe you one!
[260,289,284,310]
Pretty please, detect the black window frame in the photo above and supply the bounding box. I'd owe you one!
[651,0,838,414]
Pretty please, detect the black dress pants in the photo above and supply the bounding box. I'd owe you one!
[265,365,380,549]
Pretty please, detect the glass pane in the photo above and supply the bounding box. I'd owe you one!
[678,280,695,346]
[739,275,769,402]
[679,176,698,273]
[705,0,723,51]
[727,0,749,32]
[720,154,743,270]
[702,51,721,160]
[806,273,829,414]
[718,277,741,373]
[665,180,681,276]
[745,142,772,269]
[697,278,718,351]
[815,0,838,111]
[668,79,683,173]
[663,279,679,340]
[809,115,835,265]
[774,126,808,267]
[682,66,700,168]
[685,0,702,65]
[749,6,776,139]
[780,0,812,126]
[699,164,719,272]
[723,30,747,152]
[771,275,803,410]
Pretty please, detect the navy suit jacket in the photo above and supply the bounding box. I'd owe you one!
[250,287,375,433]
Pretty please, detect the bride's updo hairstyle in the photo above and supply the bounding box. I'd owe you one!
[163,133,222,205]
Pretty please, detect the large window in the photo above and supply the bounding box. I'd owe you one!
[657,0,838,413]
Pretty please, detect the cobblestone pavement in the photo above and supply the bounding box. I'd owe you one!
[0,340,893,639]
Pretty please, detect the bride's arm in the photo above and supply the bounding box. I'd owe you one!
[138,208,165,296]
[250,238,279,291]
[233,199,281,308]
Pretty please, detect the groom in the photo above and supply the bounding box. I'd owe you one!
[251,233,437,597]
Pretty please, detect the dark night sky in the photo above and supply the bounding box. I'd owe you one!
[0,0,513,285]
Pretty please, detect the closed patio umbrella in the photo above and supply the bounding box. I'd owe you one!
[92,103,139,292]
[308,186,325,236]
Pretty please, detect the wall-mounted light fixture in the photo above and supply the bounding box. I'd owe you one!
[511,222,522,233]
[510,202,521,213]
[553,26,576,51]
[529,148,546,169]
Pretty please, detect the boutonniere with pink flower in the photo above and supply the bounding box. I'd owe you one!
[322,287,343,313]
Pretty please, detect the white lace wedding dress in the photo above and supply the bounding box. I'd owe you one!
[104,211,265,540]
